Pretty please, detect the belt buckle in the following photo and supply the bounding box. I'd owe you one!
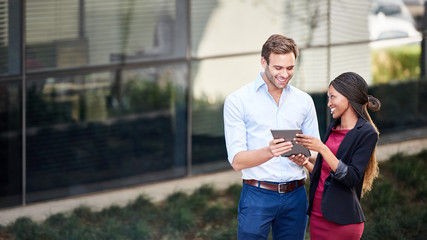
[278,183,287,193]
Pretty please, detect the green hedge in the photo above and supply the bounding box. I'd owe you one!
[372,45,421,84]
[0,151,425,240]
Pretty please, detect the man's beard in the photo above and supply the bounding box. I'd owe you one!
[265,67,290,89]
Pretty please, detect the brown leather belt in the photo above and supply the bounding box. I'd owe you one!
[243,179,306,193]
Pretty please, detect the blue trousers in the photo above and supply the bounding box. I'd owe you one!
[237,182,308,240]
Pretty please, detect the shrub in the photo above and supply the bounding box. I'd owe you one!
[361,151,427,239]
[372,45,421,84]
[0,152,425,240]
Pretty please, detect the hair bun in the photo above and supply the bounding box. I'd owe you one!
[367,95,381,112]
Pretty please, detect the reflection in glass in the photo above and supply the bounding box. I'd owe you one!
[25,0,183,72]
[191,97,228,174]
[0,1,10,75]
[0,80,22,208]
[26,64,187,203]
[1,0,23,76]
[190,59,233,174]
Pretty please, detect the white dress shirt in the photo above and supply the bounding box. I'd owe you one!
[224,72,320,182]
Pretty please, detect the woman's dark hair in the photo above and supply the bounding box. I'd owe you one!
[330,72,381,121]
[330,72,381,197]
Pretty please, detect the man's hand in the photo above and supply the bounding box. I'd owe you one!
[268,138,293,157]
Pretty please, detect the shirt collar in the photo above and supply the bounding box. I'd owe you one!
[254,72,266,92]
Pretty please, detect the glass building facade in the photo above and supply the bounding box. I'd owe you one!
[1,0,425,208]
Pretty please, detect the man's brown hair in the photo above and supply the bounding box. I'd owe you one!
[261,34,299,65]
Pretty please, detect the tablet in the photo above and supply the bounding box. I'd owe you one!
[270,129,311,157]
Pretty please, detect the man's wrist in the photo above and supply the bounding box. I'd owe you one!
[265,146,274,159]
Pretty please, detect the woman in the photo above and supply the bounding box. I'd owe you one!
[289,72,381,239]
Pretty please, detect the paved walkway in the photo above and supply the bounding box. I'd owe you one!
[0,169,242,226]
[1,137,426,226]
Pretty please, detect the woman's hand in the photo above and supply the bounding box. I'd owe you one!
[268,138,293,157]
[289,153,314,173]
[294,134,325,153]
[288,153,309,166]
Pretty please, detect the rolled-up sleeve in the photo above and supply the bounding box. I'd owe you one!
[223,95,247,164]
[330,160,348,180]
[332,129,378,187]
[301,97,320,140]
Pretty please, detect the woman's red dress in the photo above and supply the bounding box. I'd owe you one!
[309,127,364,240]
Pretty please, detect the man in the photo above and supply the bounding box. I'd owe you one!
[223,34,320,239]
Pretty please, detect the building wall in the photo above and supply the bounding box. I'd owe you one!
[0,0,424,209]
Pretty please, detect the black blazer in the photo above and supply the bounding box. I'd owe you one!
[307,117,378,225]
